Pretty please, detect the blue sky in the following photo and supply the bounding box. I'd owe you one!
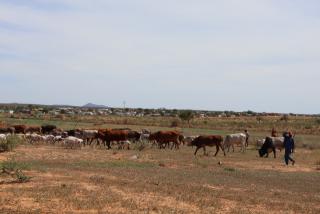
[0,0,320,114]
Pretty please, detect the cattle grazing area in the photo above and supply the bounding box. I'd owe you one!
[0,120,320,213]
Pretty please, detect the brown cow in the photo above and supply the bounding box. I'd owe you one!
[149,131,182,149]
[12,125,27,134]
[97,129,130,149]
[25,126,42,134]
[188,135,226,156]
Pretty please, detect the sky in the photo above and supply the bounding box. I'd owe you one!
[0,0,320,114]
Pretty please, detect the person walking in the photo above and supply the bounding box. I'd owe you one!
[244,129,250,147]
[283,132,295,166]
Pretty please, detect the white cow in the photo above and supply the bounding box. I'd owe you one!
[53,135,64,144]
[224,133,247,152]
[42,135,55,144]
[63,136,83,149]
[256,139,265,149]
[16,134,26,140]
[140,133,150,141]
[0,134,7,141]
[116,140,131,150]
[25,133,43,144]
[81,130,98,145]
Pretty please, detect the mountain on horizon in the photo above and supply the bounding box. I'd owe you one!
[82,103,108,108]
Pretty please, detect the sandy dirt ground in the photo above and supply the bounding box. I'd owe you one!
[1,144,320,213]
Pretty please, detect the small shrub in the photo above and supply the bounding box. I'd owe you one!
[134,141,147,151]
[171,120,179,127]
[15,170,31,183]
[304,125,313,130]
[224,167,236,172]
[280,114,289,122]
[0,135,22,152]
[89,175,105,184]
[0,158,31,183]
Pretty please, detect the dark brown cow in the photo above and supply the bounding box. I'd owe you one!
[41,125,57,134]
[127,130,141,143]
[0,127,15,134]
[97,129,130,149]
[189,135,226,156]
[12,125,27,134]
[25,126,42,134]
[149,131,182,149]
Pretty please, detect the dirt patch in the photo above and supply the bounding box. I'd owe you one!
[110,186,200,213]
[218,198,238,213]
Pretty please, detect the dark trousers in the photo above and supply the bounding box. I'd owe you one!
[284,151,294,165]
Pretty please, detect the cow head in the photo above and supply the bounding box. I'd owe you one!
[258,148,266,157]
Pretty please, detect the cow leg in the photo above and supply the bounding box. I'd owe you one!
[220,144,226,156]
[214,144,220,156]
[175,142,179,150]
[170,142,174,150]
[273,148,276,158]
[106,141,111,149]
[203,146,207,156]
[194,146,201,156]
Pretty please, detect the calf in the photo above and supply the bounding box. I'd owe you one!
[63,136,83,149]
[189,135,226,156]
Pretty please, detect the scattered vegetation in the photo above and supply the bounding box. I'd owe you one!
[133,140,147,151]
[224,167,236,172]
[0,158,31,183]
[0,135,22,152]
[178,110,194,126]
[170,119,180,127]
[280,114,289,122]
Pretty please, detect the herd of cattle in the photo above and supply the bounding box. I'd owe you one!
[0,124,286,157]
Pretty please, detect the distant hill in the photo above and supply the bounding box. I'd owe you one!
[82,103,108,109]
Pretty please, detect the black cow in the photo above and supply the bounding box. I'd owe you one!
[41,125,57,134]
[258,137,276,158]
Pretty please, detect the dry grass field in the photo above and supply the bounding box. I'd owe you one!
[1,115,320,213]
[1,141,320,213]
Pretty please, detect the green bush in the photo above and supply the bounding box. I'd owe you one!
[133,141,147,151]
[0,135,22,152]
[0,158,31,183]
